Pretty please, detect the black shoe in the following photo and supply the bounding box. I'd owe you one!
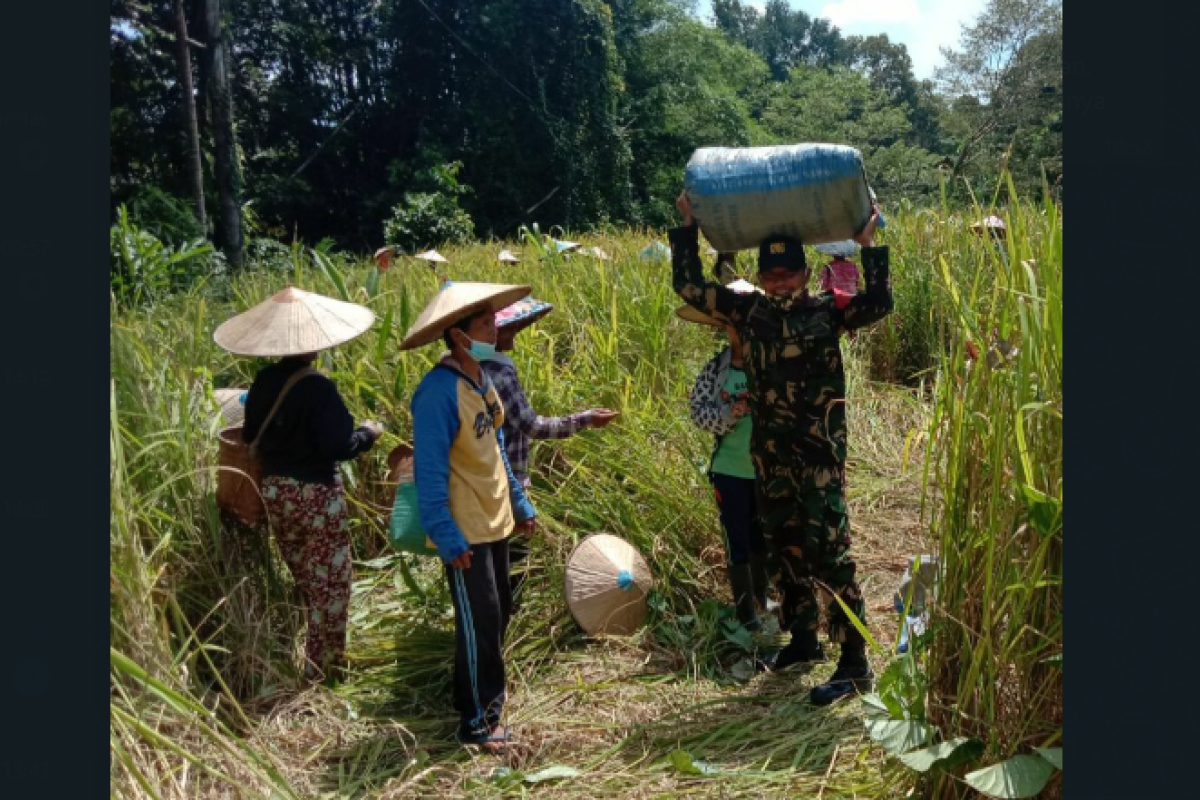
[809,664,874,706]
[768,637,828,672]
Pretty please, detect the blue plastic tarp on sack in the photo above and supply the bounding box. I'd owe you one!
[684,144,875,252]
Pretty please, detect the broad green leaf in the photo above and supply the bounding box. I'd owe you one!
[364,266,380,299]
[897,737,984,772]
[965,755,1056,798]
[828,591,882,653]
[721,621,754,652]
[1034,747,1062,769]
[1020,483,1062,537]
[860,693,891,718]
[374,307,394,363]
[729,658,755,682]
[865,718,931,755]
[668,749,721,776]
[489,766,522,786]
[524,765,582,783]
[312,250,349,301]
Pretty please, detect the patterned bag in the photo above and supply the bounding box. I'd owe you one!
[386,443,439,556]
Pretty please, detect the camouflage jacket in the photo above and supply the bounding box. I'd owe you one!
[670,224,894,467]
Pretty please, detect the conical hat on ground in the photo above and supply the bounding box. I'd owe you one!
[400,281,531,350]
[564,533,654,635]
[498,249,520,264]
[213,287,376,357]
[675,279,763,327]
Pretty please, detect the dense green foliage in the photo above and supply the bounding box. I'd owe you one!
[110,0,1062,251]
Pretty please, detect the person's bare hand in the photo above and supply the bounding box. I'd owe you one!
[675,191,694,227]
[517,518,536,535]
[449,550,473,570]
[853,205,881,248]
[730,400,750,420]
[588,409,620,428]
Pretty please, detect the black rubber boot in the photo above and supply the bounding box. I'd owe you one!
[810,630,873,705]
[749,552,771,611]
[728,563,760,631]
[766,626,827,672]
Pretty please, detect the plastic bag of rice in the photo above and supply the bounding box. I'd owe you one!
[684,143,875,252]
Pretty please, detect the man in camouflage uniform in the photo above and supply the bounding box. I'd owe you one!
[670,192,892,705]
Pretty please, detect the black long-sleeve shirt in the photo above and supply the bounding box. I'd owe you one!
[242,358,376,485]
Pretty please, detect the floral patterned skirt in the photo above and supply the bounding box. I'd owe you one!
[261,475,353,680]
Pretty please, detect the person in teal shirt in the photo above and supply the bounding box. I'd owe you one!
[679,279,772,631]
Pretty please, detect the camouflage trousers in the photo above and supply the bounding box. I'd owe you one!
[753,460,865,644]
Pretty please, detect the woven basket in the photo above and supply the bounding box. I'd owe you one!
[217,425,266,526]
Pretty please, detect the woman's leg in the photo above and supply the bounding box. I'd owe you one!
[711,472,759,628]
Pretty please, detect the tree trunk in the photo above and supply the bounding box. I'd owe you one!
[203,0,243,268]
[174,0,206,230]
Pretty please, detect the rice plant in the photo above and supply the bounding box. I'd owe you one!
[110,195,1059,798]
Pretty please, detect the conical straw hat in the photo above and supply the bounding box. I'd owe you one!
[213,287,376,357]
[639,241,671,262]
[564,533,654,636]
[400,281,531,350]
[675,279,762,327]
[970,216,1007,237]
[581,246,609,260]
[415,249,449,263]
[498,249,521,264]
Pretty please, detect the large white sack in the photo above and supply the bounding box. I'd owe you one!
[684,144,874,252]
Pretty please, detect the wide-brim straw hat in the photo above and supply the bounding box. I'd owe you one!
[415,249,449,263]
[564,533,654,635]
[400,281,531,350]
[970,216,1007,236]
[213,287,376,357]
[675,279,763,327]
[495,295,554,334]
[640,241,671,262]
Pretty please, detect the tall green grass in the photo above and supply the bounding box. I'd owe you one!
[921,179,1063,798]
[109,195,1060,798]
